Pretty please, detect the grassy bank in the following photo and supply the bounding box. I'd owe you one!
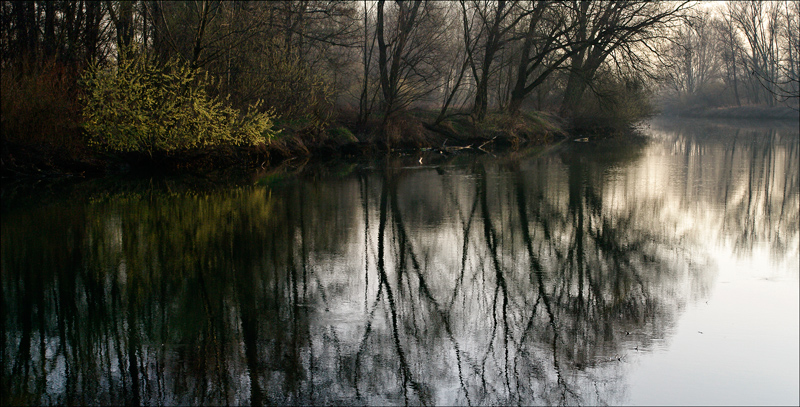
[660,105,798,121]
[2,56,661,180]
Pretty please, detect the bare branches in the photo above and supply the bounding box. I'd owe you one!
[658,1,799,112]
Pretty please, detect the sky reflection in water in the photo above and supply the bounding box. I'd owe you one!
[1,118,798,405]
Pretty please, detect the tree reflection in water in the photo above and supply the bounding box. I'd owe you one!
[2,122,797,405]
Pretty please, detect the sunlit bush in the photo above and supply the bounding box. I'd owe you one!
[81,48,278,157]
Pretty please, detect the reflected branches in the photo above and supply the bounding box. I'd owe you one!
[652,120,799,260]
[3,123,796,405]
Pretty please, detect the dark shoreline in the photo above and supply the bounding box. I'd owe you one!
[13,105,789,183]
[2,110,574,181]
[0,133,558,182]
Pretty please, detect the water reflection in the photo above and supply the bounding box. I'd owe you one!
[2,120,797,405]
[647,120,799,261]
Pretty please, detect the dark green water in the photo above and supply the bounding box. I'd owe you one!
[2,118,798,405]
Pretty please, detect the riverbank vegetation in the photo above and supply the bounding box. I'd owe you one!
[1,1,797,178]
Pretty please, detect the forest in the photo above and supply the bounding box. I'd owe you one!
[1,1,798,175]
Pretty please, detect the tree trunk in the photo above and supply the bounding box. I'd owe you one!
[43,1,55,59]
[108,0,135,57]
[85,0,102,64]
[359,0,369,125]
[471,1,507,122]
[377,0,421,122]
[376,0,392,115]
[559,54,589,117]
[507,24,536,117]
[13,1,37,61]
[191,0,219,69]
[148,1,169,61]
[119,1,134,50]
[732,47,742,106]
[473,69,491,121]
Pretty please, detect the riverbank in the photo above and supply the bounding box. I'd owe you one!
[660,105,798,121]
[2,109,572,180]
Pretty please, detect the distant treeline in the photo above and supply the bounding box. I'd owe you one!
[1,1,797,165]
[658,2,799,114]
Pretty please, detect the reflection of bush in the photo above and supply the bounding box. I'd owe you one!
[1,185,285,405]
[84,187,277,277]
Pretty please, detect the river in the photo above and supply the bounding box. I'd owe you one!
[2,118,798,405]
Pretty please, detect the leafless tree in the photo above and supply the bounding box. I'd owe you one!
[376,0,449,124]
[714,10,746,106]
[729,1,783,107]
[506,1,577,115]
[462,0,530,121]
[661,9,724,99]
[558,1,688,117]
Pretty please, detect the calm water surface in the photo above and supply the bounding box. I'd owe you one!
[2,118,798,405]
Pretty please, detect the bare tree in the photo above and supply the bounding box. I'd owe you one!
[506,1,578,116]
[377,0,421,121]
[146,1,267,70]
[376,0,448,124]
[559,1,688,117]
[661,9,724,99]
[735,0,800,108]
[777,0,800,106]
[729,1,783,107]
[106,0,136,57]
[358,0,380,126]
[723,0,800,108]
[715,9,745,106]
[463,0,530,121]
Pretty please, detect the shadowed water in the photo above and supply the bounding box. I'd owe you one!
[2,118,798,405]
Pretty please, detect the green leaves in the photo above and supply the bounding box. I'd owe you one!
[81,48,278,156]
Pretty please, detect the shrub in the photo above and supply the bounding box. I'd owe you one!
[571,72,655,134]
[224,43,334,135]
[326,126,358,144]
[81,48,278,157]
[1,58,82,154]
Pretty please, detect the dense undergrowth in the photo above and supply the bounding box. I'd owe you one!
[2,54,660,180]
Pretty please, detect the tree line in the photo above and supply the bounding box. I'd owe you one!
[659,1,799,112]
[1,1,796,151]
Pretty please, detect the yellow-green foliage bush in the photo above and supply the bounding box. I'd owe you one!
[81,49,278,156]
